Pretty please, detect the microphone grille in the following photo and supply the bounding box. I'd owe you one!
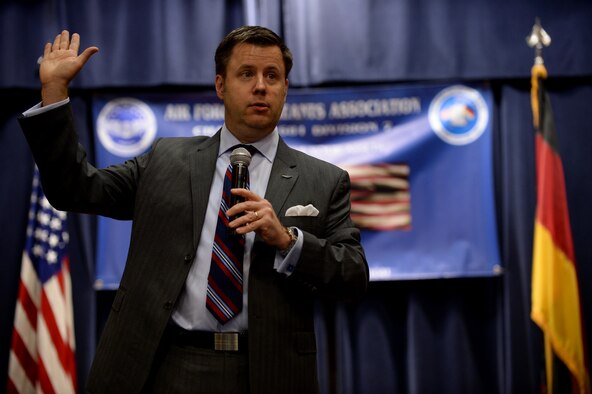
[230,146,252,167]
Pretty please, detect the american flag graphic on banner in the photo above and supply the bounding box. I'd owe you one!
[7,167,77,394]
[343,163,411,231]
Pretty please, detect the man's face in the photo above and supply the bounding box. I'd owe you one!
[215,43,288,143]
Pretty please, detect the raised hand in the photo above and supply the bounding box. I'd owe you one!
[40,30,99,106]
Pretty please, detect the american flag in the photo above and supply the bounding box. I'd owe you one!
[342,163,411,231]
[7,167,77,394]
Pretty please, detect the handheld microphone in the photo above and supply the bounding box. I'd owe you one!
[229,146,252,219]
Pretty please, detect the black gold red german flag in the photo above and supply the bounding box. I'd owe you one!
[530,63,590,394]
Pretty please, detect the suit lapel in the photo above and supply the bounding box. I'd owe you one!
[189,134,297,248]
[265,138,298,217]
[190,131,221,249]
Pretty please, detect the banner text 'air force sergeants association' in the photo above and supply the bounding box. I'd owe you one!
[91,84,501,289]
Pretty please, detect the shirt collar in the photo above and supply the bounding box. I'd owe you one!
[219,124,278,164]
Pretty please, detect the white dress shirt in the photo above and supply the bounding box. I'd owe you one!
[171,125,303,332]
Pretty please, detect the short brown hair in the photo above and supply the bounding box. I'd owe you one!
[215,25,293,78]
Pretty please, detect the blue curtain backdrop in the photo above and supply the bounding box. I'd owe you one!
[2,0,592,392]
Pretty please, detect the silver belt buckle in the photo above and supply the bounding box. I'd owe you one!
[214,332,239,351]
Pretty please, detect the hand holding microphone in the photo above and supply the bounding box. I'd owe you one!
[226,147,295,250]
[230,146,252,221]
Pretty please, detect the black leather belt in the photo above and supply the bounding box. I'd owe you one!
[165,324,248,352]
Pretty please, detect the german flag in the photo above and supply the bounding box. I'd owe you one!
[530,63,590,394]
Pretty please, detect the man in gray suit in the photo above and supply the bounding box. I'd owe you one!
[19,26,368,393]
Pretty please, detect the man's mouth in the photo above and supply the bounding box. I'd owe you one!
[250,102,269,110]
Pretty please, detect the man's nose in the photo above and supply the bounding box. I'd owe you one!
[254,74,266,92]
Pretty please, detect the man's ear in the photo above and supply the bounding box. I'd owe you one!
[284,79,289,100]
[215,75,224,99]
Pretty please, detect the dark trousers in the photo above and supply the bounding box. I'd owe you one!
[142,329,249,394]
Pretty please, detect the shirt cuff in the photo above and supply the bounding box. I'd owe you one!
[22,98,70,117]
[273,227,303,276]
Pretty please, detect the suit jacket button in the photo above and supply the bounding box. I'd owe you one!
[164,301,173,310]
[184,254,193,263]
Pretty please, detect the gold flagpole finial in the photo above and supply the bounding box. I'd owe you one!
[526,17,551,65]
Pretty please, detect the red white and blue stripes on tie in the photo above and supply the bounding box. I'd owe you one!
[206,164,245,324]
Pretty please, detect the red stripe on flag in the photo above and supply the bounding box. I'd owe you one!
[535,133,575,263]
[41,287,76,375]
[18,278,39,331]
[6,378,18,394]
[10,330,38,386]
[38,358,57,394]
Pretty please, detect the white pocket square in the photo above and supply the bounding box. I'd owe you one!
[285,204,319,217]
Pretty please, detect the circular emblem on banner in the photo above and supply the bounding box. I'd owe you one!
[428,85,488,145]
[97,98,157,157]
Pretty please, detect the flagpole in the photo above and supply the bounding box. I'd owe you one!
[526,17,551,65]
[527,20,554,391]
[526,18,551,129]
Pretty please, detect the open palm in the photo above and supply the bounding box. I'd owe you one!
[39,30,98,104]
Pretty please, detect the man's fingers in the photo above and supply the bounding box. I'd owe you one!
[43,42,51,58]
[52,33,61,51]
[79,47,100,65]
[42,31,98,66]
[51,30,70,52]
[231,188,259,200]
[70,33,80,53]
[58,30,70,50]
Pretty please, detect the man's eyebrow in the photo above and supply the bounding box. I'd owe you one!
[236,63,281,72]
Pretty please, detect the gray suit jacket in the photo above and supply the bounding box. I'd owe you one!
[19,103,368,394]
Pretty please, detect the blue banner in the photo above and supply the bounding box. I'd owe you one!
[92,83,500,288]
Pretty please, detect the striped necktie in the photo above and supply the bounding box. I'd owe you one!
[206,146,254,324]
